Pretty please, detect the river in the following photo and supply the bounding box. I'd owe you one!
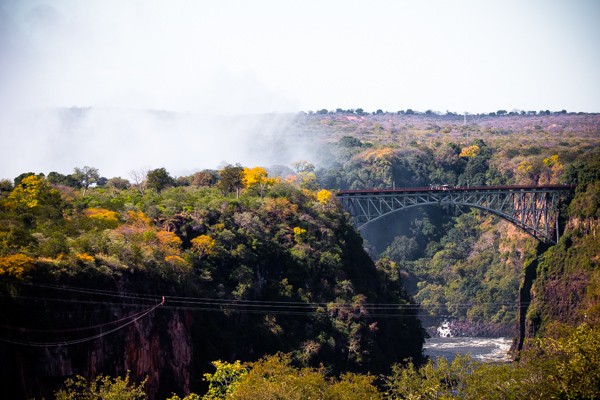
[423,337,513,363]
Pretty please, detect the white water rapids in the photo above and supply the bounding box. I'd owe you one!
[423,337,513,363]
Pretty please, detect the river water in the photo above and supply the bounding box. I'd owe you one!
[423,337,513,363]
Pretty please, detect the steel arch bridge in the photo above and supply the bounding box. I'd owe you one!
[336,185,575,244]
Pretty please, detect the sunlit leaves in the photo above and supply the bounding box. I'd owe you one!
[191,235,216,258]
[84,207,121,228]
[459,145,480,158]
[8,175,59,210]
[76,252,95,263]
[293,226,307,244]
[202,360,248,400]
[242,167,276,197]
[222,353,381,400]
[157,230,183,249]
[0,253,34,278]
[242,167,267,188]
[316,189,332,205]
[55,372,147,400]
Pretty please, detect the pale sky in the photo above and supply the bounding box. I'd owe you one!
[1,0,599,114]
[0,0,599,179]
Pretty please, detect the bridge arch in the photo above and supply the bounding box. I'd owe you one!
[336,185,575,244]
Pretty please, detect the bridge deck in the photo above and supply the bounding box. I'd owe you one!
[336,184,575,196]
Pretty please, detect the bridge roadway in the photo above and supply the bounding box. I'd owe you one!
[336,184,575,244]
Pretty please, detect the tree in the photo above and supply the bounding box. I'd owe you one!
[55,372,147,400]
[47,172,81,188]
[146,168,175,193]
[14,172,45,186]
[201,360,248,400]
[243,167,275,197]
[316,189,332,205]
[73,166,100,197]
[0,179,13,193]
[338,136,362,148]
[8,175,62,212]
[191,235,216,259]
[218,164,244,198]
[292,160,315,174]
[130,169,148,195]
[107,177,131,190]
[190,170,218,187]
[459,145,481,158]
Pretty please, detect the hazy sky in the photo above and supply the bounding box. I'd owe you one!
[2,0,599,114]
[0,0,599,179]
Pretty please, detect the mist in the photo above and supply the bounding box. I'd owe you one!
[0,108,321,180]
[1,0,598,181]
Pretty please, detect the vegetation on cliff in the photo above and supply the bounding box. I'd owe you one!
[0,164,424,398]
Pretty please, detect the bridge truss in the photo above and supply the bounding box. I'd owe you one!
[336,185,575,244]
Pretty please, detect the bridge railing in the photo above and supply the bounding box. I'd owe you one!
[336,184,576,196]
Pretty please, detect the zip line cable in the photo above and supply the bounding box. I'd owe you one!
[0,292,522,316]
[8,280,522,309]
[0,280,525,333]
[0,298,164,347]
[0,306,156,333]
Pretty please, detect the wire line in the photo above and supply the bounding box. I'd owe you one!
[0,300,162,347]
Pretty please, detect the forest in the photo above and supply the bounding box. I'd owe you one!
[1,110,599,399]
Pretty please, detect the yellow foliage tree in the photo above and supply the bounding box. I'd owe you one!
[84,208,121,228]
[191,235,216,258]
[358,148,396,163]
[293,227,307,244]
[459,145,480,158]
[85,208,120,223]
[8,175,59,209]
[517,160,533,173]
[76,253,95,263]
[0,253,34,278]
[542,154,564,184]
[243,167,276,197]
[124,210,152,227]
[157,231,184,265]
[157,231,183,249]
[164,255,187,267]
[316,189,332,205]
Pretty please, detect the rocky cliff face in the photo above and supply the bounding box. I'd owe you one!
[1,305,193,400]
[518,216,600,350]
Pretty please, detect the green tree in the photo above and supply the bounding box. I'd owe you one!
[202,360,248,400]
[218,164,244,198]
[73,166,100,197]
[107,177,131,190]
[146,167,175,193]
[55,372,147,400]
[0,179,12,192]
[47,171,81,188]
[190,170,218,187]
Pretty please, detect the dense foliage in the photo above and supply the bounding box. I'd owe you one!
[0,165,424,397]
